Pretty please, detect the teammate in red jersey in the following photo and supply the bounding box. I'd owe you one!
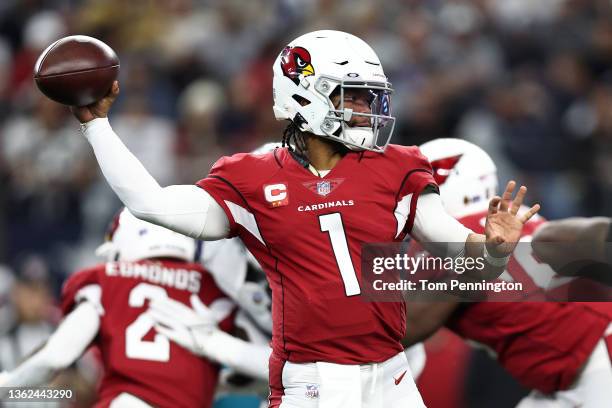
[405,138,612,407]
[0,209,238,408]
[69,30,539,407]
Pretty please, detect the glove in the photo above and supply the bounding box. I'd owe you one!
[235,282,273,334]
[149,295,223,359]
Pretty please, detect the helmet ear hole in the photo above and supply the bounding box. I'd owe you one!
[292,94,311,106]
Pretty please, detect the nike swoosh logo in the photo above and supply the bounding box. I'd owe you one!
[394,370,407,385]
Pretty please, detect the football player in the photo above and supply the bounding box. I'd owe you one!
[0,209,239,407]
[405,138,612,407]
[70,30,539,407]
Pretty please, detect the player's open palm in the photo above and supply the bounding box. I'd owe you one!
[70,80,119,123]
[485,181,540,257]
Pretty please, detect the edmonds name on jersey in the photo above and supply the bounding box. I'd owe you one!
[197,145,437,364]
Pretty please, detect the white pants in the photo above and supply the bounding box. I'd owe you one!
[516,325,612,408]
[276,351,426,408]
[109,393,153,408]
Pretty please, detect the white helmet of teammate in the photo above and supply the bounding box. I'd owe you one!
[251,141,282,155]
[272,30,395,152]
[419,138,498,218]
[96,208,197,263]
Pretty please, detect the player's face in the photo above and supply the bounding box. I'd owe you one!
[331,88,373,127]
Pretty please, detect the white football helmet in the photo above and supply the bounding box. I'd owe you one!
[419,138,498,218]
[272,30,395,152]
[251,141,282,155]
[96,208,197,262]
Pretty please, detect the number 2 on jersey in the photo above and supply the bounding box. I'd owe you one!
[125,283,170,362]
[319,213,361,296]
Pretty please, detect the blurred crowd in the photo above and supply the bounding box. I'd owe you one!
[0,0,611,406]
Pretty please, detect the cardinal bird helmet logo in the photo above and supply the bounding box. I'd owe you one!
[280,46,315,84]
[429,154,463,186]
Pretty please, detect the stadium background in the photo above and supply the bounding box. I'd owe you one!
[0,0,610,407]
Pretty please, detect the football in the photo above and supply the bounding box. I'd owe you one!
[33,35,119,106]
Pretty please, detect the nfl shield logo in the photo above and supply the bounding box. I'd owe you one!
[305,384,319,399]
[316,181,331,196]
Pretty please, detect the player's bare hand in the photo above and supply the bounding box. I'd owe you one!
[70,80,119,123]
[485,180,540,257]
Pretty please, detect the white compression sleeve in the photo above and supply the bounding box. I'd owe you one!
[0,302,100,392]
[411,193,473,258]
[204,330,271,380]
[81,118,230,240]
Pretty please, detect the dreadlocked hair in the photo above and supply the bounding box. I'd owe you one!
[282,120,350,167]
[282,121,308,158]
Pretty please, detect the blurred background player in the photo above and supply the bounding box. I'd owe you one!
[0,258,97,408]
[404,138,612,408]
[0,208,238,408]
[0,260,52,374]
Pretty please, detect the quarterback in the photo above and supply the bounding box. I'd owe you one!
[70,30,539,407]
